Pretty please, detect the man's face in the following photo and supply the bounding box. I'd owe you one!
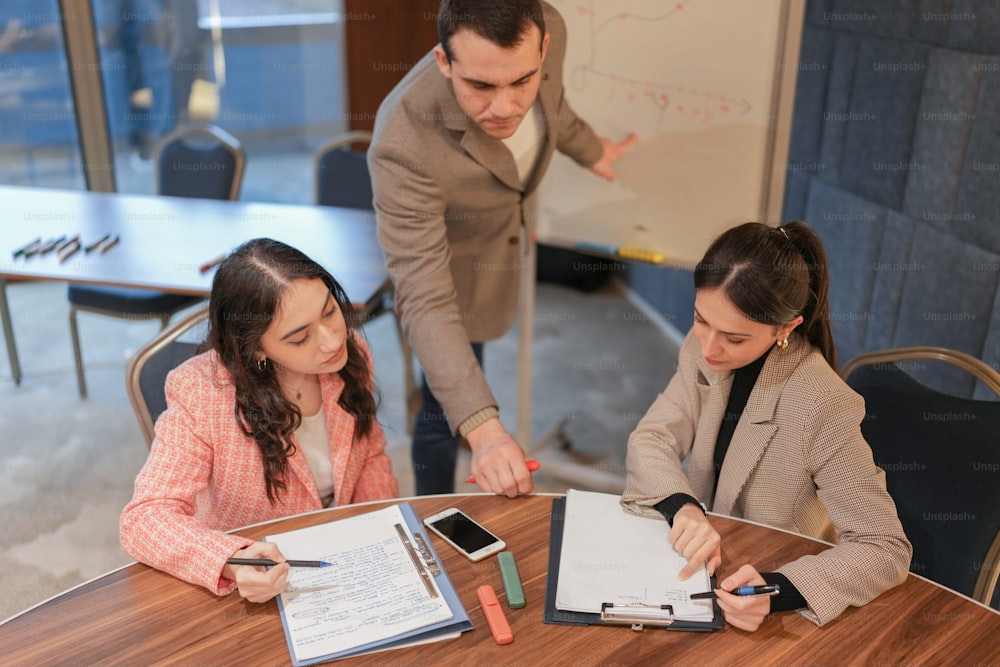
[434,24,549,139]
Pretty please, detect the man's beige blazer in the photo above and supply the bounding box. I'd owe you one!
[369,3,603,433]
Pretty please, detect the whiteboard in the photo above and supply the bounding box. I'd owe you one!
[537,0,805,268]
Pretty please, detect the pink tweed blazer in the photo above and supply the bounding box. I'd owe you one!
[120,336,398,595]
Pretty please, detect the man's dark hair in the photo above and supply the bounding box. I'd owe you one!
[438,0,545,63]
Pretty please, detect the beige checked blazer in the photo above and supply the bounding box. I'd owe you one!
[369,2,603,433]
[622,331,912,626]
[120,335,398,595]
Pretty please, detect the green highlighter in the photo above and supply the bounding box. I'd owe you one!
[497,551,526,609]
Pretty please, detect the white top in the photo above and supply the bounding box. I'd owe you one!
[501,100,546,185]
[297,407,335,507]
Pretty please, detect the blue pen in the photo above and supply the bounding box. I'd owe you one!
[689,584,780,600]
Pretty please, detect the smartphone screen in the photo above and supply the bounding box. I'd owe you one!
[428,511,501,553]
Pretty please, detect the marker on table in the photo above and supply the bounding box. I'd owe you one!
[97,235,120,254]
[85,233,112,253]
[477,584,514,645]
[12,237,42,258]
[199,254,226,273]
[58,239,82,263]
[226,558,332,568]
[575,241,665,265]
[33,235,67,256]
[465,459,540,484]
[690,584,780,600]
[55,235,80,253]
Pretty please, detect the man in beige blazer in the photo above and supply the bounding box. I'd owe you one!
[369,0,636,496]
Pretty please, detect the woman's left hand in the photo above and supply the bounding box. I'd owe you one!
[713,564,772,632]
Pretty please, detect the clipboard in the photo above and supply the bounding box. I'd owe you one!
[543,496,723,632]
[270,503,473,665]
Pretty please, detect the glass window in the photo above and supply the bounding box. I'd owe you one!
[92,0,347,202]
[196,0,338,29]
[0,0,85,189]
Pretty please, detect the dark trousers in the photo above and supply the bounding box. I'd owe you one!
[411,343,484,495]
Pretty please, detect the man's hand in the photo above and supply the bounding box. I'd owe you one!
[465,417,534,498]
[714,564,772,632]
[223,541,290,603]
[669,503,722,580]
[590,132,639,181]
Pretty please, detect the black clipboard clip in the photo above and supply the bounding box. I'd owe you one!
[600,602,675,631]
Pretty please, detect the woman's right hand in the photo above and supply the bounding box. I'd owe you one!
[669,503,722,580]
[223,541,290,603]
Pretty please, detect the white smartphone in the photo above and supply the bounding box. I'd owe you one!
[423,508,506,562]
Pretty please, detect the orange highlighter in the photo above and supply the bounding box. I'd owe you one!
[477,584,513,645]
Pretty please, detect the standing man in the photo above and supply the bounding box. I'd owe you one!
[370,0,636,497]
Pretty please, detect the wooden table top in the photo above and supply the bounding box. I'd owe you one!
[0,185,388,306]
[2,494,998,667]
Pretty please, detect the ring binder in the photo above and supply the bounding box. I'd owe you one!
[269,503,472,665]
[600,603,675,631]
[412,532,441,576]
[395,523,438,599]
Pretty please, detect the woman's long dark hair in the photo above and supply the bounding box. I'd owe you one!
[204,238,378,503]
[693,221,837,369]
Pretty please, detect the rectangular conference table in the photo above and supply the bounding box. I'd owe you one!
[0,184,392,384]
[2,494,998,666]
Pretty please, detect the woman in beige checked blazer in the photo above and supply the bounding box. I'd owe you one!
[121,239,398,603]
[621,221,911,631]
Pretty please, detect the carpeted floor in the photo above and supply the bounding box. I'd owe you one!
[0,278,681,621]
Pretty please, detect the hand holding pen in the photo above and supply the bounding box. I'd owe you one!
[705,564,776,632]
[224,541,292,604]
[690,584,779,599]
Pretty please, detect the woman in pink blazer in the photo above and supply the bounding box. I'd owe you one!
[622,222,911,631]
[120,238,398,602]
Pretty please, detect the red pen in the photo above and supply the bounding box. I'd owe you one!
[199,254,226,273]
[466,459,539,484]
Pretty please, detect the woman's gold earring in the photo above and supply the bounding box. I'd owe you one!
[776,338,789,350]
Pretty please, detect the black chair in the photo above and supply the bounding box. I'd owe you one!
[125,305,208,447]
[314,130,374,209]
[68,124,244,398]
[841,347,1000,608]
[314,131,419,430]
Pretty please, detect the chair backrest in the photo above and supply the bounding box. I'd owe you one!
[841,347,1000,608]
[155,124,245,200]
[126,306,209,448]
[314,130,373,209]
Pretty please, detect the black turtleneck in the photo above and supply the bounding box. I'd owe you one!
[653,346,808,613]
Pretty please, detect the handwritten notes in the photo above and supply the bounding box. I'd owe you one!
[555,489,714,622]
[267,505,453,663]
